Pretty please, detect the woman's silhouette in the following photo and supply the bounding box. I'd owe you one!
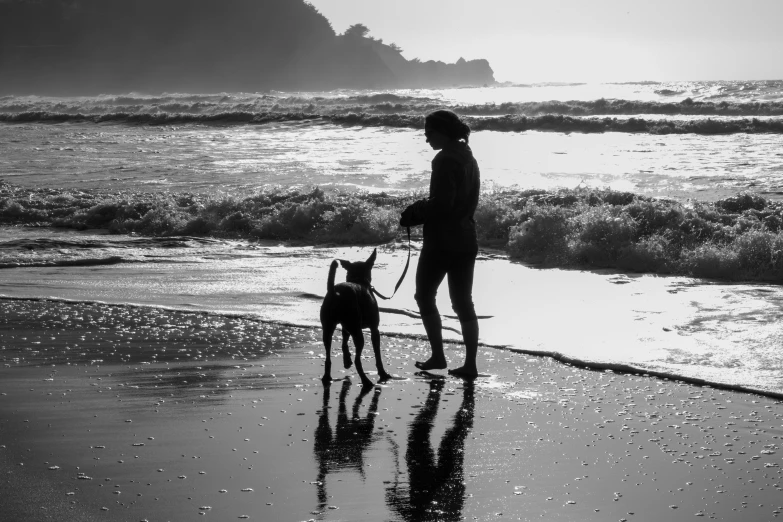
[401,110,481,377]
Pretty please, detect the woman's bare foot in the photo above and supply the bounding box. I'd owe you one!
[414,357,447,371]
[447,365,478,378]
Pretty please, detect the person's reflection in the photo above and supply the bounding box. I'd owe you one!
[313,379,381,514]
[386,377,476,521]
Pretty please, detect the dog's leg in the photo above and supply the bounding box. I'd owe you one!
[348,324,374,388]
[370,327,392,382]
[322,321,337,383]
[341,328,352,369]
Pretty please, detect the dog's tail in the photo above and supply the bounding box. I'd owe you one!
[326,260,338,293]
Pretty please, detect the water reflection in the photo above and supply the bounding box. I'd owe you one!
[387,378,475,521]
[312,380,382,515]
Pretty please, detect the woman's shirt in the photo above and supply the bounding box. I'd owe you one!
[422,141,480,252]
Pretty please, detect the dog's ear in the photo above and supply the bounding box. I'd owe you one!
[338,260,351,270]
[367,248,377,266]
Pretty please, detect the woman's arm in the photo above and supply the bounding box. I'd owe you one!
[399,156,461,227]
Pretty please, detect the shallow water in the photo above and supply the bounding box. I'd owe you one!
[2,122,783,200]
[1,228,782,395]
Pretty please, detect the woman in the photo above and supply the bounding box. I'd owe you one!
[400,110,480,377]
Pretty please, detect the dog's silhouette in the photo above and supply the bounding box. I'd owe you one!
[320,248,391,387]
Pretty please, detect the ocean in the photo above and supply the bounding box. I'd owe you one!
[1,80,783,396]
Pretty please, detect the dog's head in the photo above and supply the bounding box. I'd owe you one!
[339,248,376,286]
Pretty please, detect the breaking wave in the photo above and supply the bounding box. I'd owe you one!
[4,84,783,135]
[3,110,783,135]
[5,90,783,115]
[0,256,125,269]
[2,180,782,282]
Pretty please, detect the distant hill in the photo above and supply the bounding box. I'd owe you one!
[0,0,495,95]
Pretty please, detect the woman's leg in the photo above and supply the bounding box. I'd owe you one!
[449,320,478,377]
[414,247,448,370]
[446,250,479,377]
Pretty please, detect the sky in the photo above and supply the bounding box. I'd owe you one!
[308,0,783,83]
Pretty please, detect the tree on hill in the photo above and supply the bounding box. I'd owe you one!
[344,23,371,39]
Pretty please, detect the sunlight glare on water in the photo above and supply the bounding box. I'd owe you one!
[3,122,782,200]
[475,261,783,393]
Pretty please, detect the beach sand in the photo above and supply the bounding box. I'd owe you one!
[1,298,782,522]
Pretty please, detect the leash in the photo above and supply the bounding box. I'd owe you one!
[371,226,411,301]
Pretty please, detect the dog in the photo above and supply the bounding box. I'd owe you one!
[320,248,392,387]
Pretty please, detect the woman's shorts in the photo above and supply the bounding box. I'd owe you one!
[414,246,477,322]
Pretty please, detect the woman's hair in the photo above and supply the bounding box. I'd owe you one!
[425,110,471,144]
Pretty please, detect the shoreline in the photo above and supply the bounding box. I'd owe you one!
[2,298,783,521]
[3,295,783,403]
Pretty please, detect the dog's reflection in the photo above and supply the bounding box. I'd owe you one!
[386,378,475,521]
[313,379,381,512]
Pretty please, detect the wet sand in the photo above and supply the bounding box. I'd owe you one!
[1,298,783,521]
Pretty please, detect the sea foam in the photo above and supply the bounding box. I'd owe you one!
[2,180,782,282]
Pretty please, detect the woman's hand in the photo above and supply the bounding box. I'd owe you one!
[400,199,426,227]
